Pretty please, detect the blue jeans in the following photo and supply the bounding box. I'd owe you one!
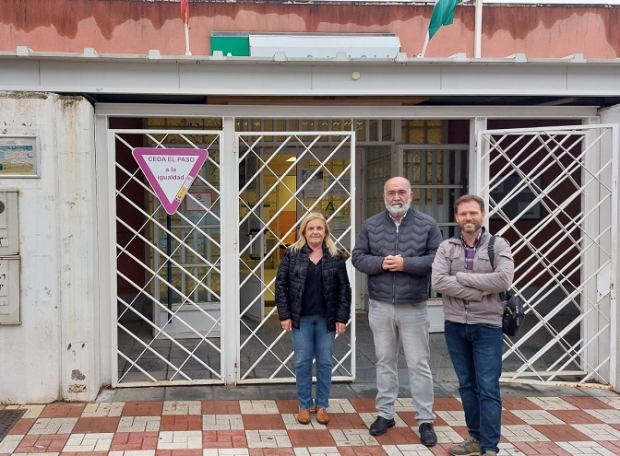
[445,321,503,454]
[292,315,336,410]
[369,299,435,423]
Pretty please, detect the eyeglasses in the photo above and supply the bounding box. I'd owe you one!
[385,190,409,198]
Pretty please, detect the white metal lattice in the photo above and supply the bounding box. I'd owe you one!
[236,131,356,383]
[478,124,618,388]
[113,129,224,387]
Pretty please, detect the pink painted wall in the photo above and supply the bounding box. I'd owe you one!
[1,0,618,58]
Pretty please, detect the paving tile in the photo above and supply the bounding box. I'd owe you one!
[0,434,23,454]
[203,449,250,456]
[381,443,434,455]
[393,399,416,413]
[5,405,46,419]
[599,440,620,454]
[82,402,125,417]
[7,390,620,455]
[154,450,202,456]
[239,401,279,415]
[39,404,85,419]
[527,397,577,410]
[596,396,620,410]
[572,423,620,440]
[329,428,378,447]
[245,430,291,448]
[583,408,620,424]
[72,416,122,433]
[501,424,550,442]
[435,410,466,427]
[202,401,241,415]
[432,397,463,412]
[433,425,465,445]
[338,446,388,455]
[373,425,420,445]
[118,416,161,433]
[158,431,203,450]
[502,397,543,411]
[15,434,70,453]
[287,429,336,447]
[63,432,114,451]
[161,415,203,431]
[562,396,616,410]
[59,451,109,456]
[203,414,244,431]
[533,423,592,441]
[291,447,340,455]
[163,401,202,416]
[549,408,605,425]
[511,409,565,425]
[319,413,366,430]
[110,431,160,451]
[246,449,294,455]
[8,418,36,435]
[242,414,285,430]
[274,400,299,414]
[324,400,357,414]
[109,451,156,456]
[123,402,165,417]
[556,440,618,455]
[512,440,573,455]
[347,398,375,414]
[281,414,326,430]
[501,410,528,426]
[28,418,78,435]
[202,430,247,448]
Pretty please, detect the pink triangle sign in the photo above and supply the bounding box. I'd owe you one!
[133,148,208,215]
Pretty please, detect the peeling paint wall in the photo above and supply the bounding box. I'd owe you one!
[0,0,618,58]
[0,92,97,404]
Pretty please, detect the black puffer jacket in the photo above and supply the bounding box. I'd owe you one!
[275,244,352,331]
[352,209,442,304]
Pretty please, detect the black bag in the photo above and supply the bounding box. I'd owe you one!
[488,236,525,337]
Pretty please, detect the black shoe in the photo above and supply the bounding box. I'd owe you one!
[369,416,395,436]
[419,422,437,447]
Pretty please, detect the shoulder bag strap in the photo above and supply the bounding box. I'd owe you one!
[487,235,508,301]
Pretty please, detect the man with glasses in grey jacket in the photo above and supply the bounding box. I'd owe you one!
[352,176,443,447]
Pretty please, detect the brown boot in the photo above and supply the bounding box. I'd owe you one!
[316,407,330,425]
[297,409,311,425]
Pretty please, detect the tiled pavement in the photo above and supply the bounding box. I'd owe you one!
[3,391,620,455]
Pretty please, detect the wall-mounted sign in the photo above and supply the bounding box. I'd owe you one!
[185,191,212,212]
[0,136,38,177]
[133,148,208,215]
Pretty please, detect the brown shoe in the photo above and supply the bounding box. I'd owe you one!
[297,409,311,425]
[316,407,330,425]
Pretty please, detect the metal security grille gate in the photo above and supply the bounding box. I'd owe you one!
[113,127,224,386]
[110,122,355,386]
[478,124,618,387]
[237,131,355,383]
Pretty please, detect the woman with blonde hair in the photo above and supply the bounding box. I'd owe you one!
[275,212,351,426]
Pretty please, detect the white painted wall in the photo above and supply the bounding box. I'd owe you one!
[0,92,98,403]
[599,104,620,393]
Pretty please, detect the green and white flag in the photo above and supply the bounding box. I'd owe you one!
[428,0,462,39]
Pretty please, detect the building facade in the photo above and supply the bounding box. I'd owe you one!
[0,0,619,404]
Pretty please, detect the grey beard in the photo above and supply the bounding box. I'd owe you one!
[385,200,411,218]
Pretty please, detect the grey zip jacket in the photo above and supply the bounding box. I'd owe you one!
[432,231,514,326]
[352,209,443,304]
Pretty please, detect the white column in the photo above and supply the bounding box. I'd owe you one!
[220,116,240,385]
